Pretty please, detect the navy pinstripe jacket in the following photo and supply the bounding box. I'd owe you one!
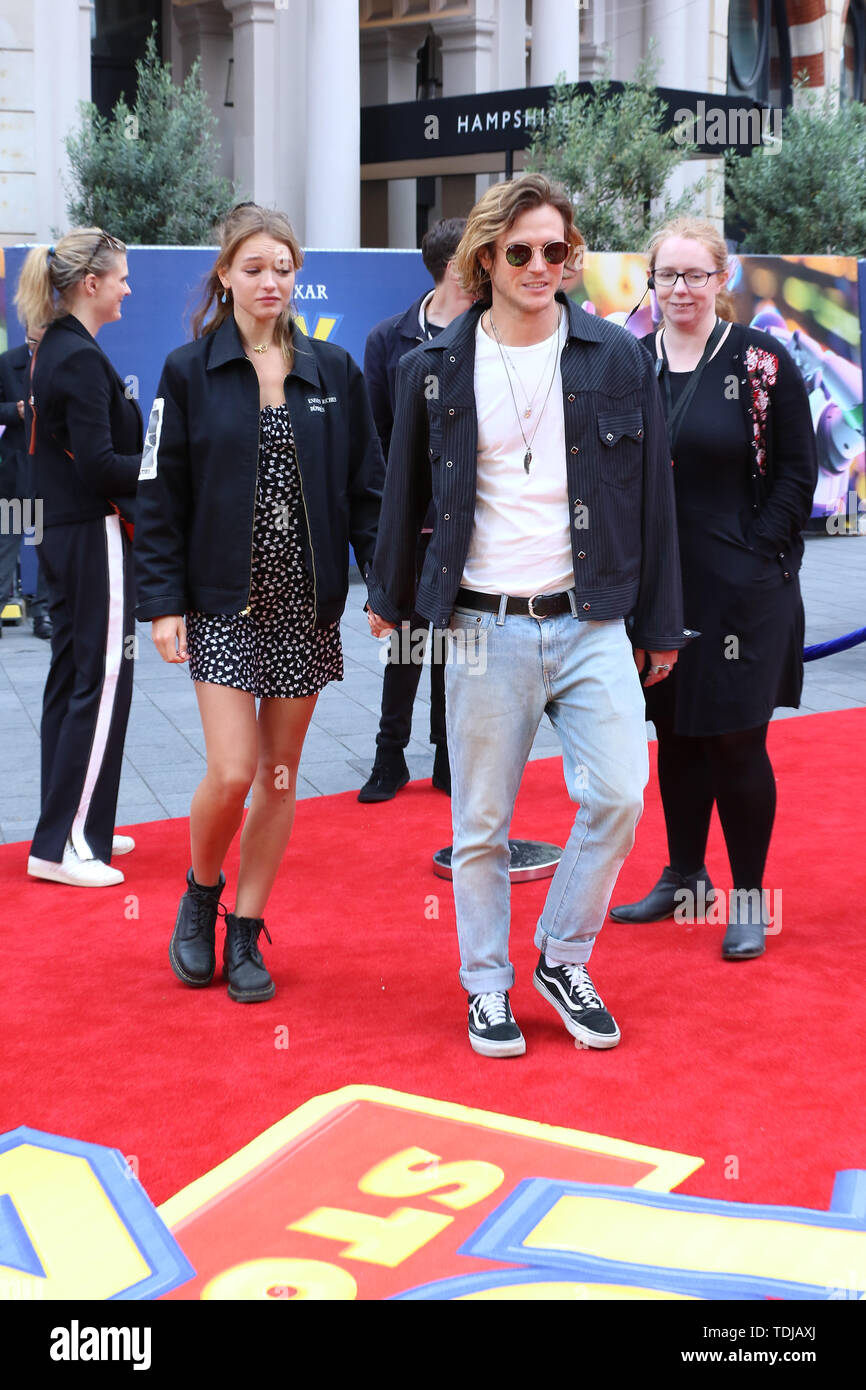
[366,294,685,650]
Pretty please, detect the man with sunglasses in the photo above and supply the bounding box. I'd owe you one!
[367,174,683,1058]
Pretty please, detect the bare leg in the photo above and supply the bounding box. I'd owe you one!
[234,693,317,918]
[190,682,258,887]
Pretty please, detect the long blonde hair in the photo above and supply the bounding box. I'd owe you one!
[192,203,305,370]
[15,229,126,330]
[647,216,735,322]
[453,174,585,305]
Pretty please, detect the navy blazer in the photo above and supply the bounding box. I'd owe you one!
[0,342,29,497]
[363,292,429,457]
[366,294,685,650]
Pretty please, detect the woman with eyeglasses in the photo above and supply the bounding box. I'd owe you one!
[18,230,142,888]
[610,218,817,959]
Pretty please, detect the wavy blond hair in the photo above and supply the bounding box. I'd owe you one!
[453,174,585,305]
[14,229,126,331]
[647,216,735,322]
[192,203,305,370]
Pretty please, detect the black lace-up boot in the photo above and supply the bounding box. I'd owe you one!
[169,869,225,986]
[222,914,275,1002]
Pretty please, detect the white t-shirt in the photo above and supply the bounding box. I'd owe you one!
[462,311,574,596]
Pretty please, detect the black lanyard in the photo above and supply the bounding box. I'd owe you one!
[658,319,726,453]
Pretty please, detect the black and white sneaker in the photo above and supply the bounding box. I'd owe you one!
[533,955,621,1048]
[467,991,526,1058]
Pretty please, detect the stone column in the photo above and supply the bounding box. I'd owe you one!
[221,0,276,207]
[439,15,497,204]
[646,0,723,228]
[439,17,497,97]
[496,0,527,91]
[530,0,580,86]
[646,0,699,87]
[171,0,234,183]
[28,0,92,241]
[305,0,360,247]
[361,27,423,248]
[274,0,309,240]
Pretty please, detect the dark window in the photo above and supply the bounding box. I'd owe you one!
[728,0,791,107]
[769,0,792,108]
[417,31,442,101]
[91,0,163,119]
[841,1,866,103]
[729,0,769,100]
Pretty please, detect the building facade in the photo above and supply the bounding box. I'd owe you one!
[0,0,863,248]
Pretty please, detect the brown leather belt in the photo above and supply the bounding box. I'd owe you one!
[455,587,575,618]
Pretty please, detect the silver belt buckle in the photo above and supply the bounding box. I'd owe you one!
[527,593,546,619]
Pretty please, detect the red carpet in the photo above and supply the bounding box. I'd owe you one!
[1,708,864,1219]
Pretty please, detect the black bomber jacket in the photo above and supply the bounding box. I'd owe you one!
[28,314,142,527]
[134,315,384,625]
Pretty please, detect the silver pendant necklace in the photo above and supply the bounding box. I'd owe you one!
[493,321,559,418]
[489,308,562,472]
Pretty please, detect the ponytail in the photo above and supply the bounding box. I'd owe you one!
[14,245,55,331]
[14,228,126,330]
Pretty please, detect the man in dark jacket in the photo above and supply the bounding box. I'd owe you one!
[367,175,684,1058]
[358,218,474,802]
[0,328,51,637]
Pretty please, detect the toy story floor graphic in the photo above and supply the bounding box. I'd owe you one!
[2,1088,863,1302]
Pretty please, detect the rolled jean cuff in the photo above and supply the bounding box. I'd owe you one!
[534,924,596,967]
[458,963,515,994]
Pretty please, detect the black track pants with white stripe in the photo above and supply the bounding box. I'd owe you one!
[30,514,135,865]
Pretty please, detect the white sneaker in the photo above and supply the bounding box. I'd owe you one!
[27,841,124,887]
[112,834,135,856]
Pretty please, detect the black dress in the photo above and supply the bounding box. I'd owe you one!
[643,338,808,738]
[186,404,343,698]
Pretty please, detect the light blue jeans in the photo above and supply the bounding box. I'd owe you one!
[445,605,649,994]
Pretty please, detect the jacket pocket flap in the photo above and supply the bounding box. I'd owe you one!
[597,410,644,446]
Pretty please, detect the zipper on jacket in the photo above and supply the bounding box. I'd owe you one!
[287,406,318,624]
[239,371,261,616]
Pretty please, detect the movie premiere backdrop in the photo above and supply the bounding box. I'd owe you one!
[577,252,866,529]
[0,246,426,590]
[2,246,865,554]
